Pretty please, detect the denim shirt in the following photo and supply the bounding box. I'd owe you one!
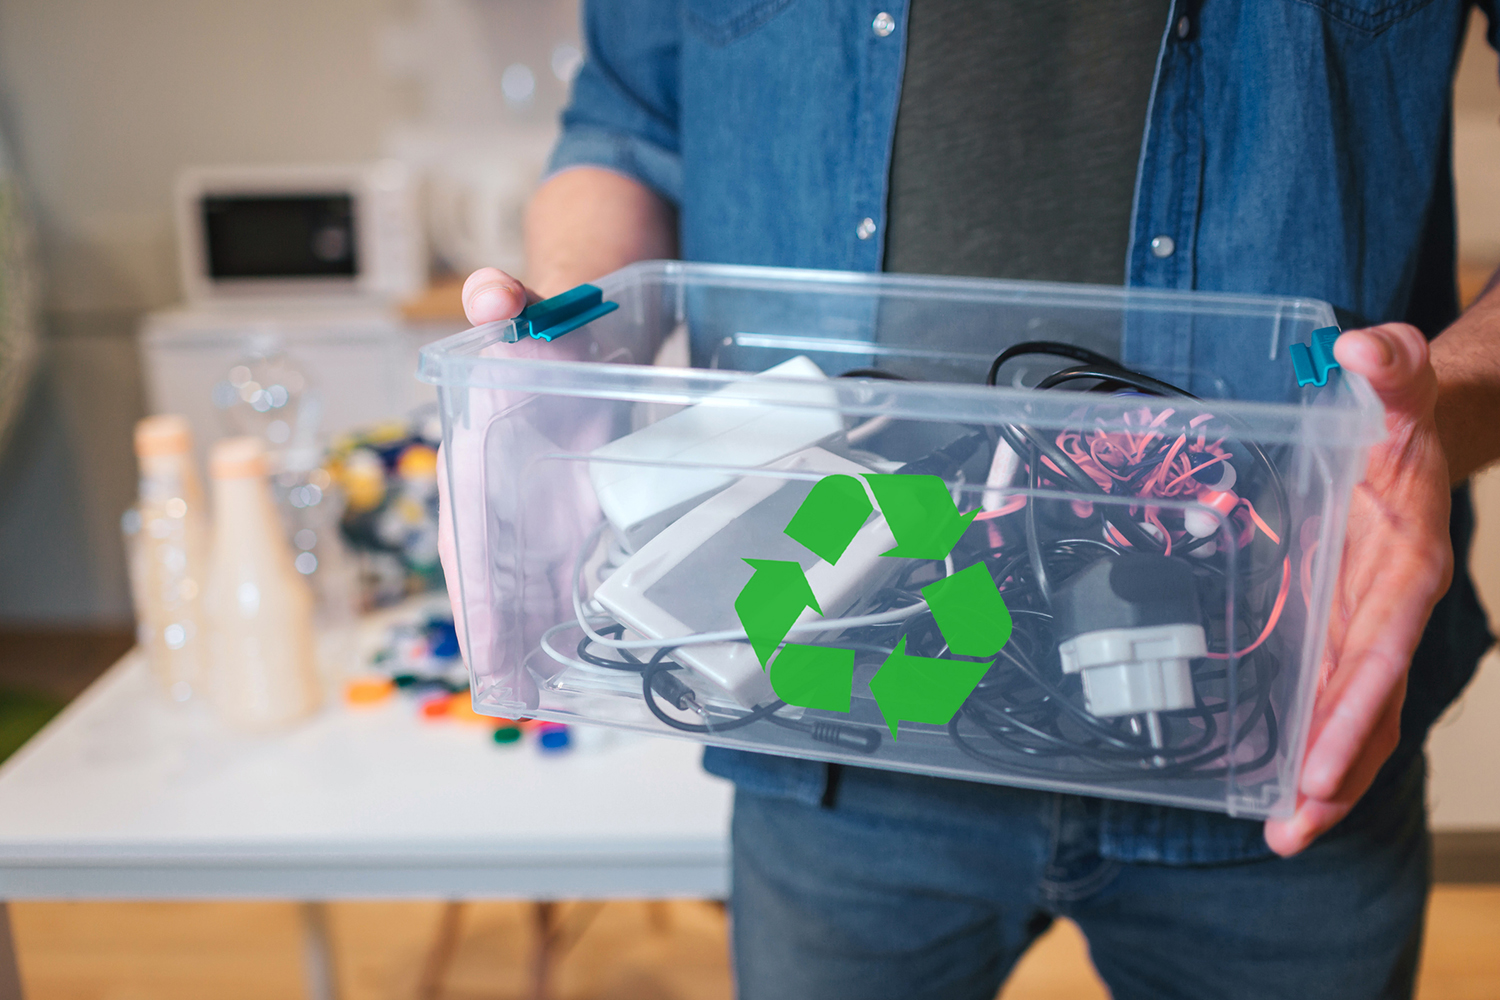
[549,0,1496,863]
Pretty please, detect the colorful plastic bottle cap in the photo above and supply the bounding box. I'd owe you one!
[421,695,455,719]
[427,619,461,659]
[209,437,268,480]
[538,725,571,752]
[134,414,193,458]
[345,677,395,705]
[446,697,490,724]
[492,725,522,745]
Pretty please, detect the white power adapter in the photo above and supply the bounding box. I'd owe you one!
[1057,623,1206,717]
[591,447,898,708]
[588,355,844,551]
[1049,553,1206,742]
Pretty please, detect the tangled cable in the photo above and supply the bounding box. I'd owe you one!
[538,343,1295,783]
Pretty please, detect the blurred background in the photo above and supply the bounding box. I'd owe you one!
[0,2,1496,998]
[0,0,576,630]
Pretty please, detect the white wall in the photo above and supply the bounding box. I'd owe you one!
[1455,8,1500,271]
[0,0,411,315]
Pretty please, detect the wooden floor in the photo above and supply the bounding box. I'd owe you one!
[0,630,134,704]
[7,886,1498,1000]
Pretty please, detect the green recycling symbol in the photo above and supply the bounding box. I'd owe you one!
[733,474,1013,739]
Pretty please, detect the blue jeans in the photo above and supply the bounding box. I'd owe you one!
[729,755,1428,1000]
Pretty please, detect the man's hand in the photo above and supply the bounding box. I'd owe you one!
[1264,323,1453,856]
[437,167,677,683]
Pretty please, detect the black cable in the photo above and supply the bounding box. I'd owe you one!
[1023,441,1052,600]
[633,650,884,754]
[1034,364,1198,399]
[640,654,785,734]
[575,625,645,671]
[837,368,910,380]
[1028,361,1292,580]
[986,341,1127,387]
[991,349,1291,594]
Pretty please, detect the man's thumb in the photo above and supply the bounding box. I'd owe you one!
[1332,323,1436,419]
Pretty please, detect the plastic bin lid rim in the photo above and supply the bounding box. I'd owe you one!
[597,261,1342,318]
[416,261,1383,448]
[419,348,1382,448]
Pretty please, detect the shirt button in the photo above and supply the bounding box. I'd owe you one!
[857,217,878,240]
[1176,15,1192,39]
[873,12,896,36]
[1150,235,1176,258]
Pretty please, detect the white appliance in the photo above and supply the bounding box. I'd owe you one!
[139,303,460,467]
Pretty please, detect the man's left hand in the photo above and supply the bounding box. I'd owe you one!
[1264,323,1453,856]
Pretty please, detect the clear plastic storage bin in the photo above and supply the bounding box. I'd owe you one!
[420,262,1383,818]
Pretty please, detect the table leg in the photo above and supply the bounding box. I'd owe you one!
[416,901,466,1000]
[0,902,22,1000]
[300,902,341,1000]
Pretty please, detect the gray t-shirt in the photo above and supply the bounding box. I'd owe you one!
[884,1,1171,284]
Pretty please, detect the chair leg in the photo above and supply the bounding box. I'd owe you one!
[529,901,556,1000]
[646,901,672,935]
[299,902,341,1000]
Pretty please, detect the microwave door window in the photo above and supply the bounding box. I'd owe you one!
[203,194,359,279]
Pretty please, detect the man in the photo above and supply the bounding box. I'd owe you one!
[446,3,1500,997]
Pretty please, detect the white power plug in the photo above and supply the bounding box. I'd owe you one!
[1057,623,1206,717]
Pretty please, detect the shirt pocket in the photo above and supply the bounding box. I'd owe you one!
[1282,0,1439,35]
[685,0,798,46]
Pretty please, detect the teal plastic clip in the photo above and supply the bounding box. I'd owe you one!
[504,284,619,344]
[1290,326,1341,388]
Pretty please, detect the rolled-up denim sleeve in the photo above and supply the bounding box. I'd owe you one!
[547,1,682,205]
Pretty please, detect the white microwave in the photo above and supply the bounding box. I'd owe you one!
[174,161,426,303]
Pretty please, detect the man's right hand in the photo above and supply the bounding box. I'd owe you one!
[461,267,538,326]
[439,267,534,669]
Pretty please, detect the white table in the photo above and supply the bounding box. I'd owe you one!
[0,651,733,1000]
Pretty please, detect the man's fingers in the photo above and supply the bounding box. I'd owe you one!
[462,267,531,325]
[1265,691,1402,856]
[1264,797,1348,857]
[1332,323,1435,419]
[1301,555,1436,800]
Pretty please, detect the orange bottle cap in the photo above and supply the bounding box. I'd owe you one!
[446,697,490,725]
[345,677,395,705]
[210,437,268,479]
[420,694,455,718]
[135,415,193,458]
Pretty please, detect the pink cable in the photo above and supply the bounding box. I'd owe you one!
[1205,557,1291,660]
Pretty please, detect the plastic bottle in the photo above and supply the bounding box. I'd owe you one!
[203,436,322,730]
[124,415,210,703]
